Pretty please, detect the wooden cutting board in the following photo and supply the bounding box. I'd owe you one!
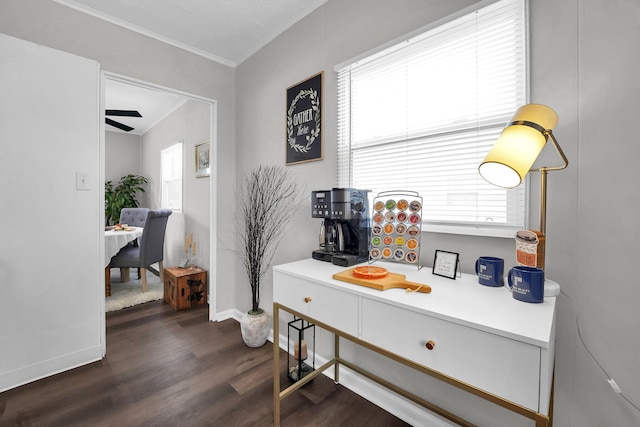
[332,268,431,294]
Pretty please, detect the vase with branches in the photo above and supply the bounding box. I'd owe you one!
[237,165,305,346]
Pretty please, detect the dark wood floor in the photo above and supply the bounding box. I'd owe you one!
[0,301,410,426]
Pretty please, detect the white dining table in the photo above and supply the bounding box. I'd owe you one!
[105,227,143,296]
[105,227,143,266]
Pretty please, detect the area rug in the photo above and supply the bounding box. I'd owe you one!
[106,270,163,312]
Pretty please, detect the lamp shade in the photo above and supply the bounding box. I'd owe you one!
[479,104,559,188]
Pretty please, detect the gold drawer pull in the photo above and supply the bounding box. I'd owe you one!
[304,297,312,303]
[425,340,436,350]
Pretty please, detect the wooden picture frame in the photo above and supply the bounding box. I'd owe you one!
[195,141,210,178]
[286,71,323,165]
[433,250,460,279]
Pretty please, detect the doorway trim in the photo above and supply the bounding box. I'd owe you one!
[100,71,218,355]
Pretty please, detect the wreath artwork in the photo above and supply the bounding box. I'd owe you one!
[286,72,323,165]
[287,89,320,153]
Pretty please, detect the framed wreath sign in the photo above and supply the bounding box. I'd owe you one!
[286,71,323,165]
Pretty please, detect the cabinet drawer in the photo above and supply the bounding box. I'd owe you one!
[361,298,541,411]
[274,273,359,336]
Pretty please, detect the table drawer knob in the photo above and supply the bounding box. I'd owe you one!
[304,297,312,303]
[425,340,436,350]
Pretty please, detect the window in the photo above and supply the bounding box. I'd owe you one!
[161,142,183,211]
[336,0,527,237]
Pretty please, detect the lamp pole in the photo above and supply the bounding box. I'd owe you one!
[537,168,549,235]
[531,130,569,236]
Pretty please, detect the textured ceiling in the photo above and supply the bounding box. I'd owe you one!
[53,0,329,67]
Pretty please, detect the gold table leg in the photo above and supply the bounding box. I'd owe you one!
[271,302,551,427]
[273,304,281,427]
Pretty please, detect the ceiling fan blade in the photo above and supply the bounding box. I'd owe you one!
[106,109,142,117]
[106,118,134,132]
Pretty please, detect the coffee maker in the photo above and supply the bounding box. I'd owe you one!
[311,188,370,267]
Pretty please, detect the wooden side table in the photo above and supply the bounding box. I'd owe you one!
[163,266,207,310]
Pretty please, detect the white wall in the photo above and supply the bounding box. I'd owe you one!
[105,101,212,282]
[0,0,238,318]
[140,100,211,272]
[570,0,640,425]
[236,0,640,426]
[236,0,487,312]
[105,131,141,184]
[105,97,212,298]
[0,33,102,392]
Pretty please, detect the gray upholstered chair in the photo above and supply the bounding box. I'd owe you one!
[110,209,172,292]
[119,207,149,228]
[119,208,149,271]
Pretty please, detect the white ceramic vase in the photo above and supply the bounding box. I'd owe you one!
[240,309,270,347]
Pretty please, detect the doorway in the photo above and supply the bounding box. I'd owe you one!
[101,72,217,353]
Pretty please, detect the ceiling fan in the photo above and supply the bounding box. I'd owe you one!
[105,109,142,132]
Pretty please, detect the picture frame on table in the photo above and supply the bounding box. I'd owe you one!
[433,250,460,279]
[195,141,210,178]
[286,71,323,165]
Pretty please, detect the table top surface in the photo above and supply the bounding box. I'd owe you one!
[274,258,557,348]
[105,227,143,237]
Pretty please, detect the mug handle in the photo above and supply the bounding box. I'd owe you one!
[506,269,514,290]
[475,259,480,274]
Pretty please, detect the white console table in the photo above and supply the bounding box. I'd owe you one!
[272,259,556,427]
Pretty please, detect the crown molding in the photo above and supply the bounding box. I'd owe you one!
[52,0,237,68]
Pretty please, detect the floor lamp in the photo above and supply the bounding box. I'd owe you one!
[478,104,569,266]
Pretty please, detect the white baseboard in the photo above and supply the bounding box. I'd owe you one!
[0,345,102,393]
[213,307,243,322]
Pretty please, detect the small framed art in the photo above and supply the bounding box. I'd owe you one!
[433,250,460,279]
[195,141,210,178]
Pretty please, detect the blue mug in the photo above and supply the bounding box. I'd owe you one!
[507,266,544,303]
[475,256,504,287]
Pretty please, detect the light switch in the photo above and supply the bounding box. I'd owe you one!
[76,172,91,191]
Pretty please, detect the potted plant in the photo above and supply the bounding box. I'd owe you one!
[237,165,305,347]
[105,174,148,225]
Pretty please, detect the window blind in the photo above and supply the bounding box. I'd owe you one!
[337,0,527,237]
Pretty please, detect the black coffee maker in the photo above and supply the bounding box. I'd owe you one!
[311,188,370,267]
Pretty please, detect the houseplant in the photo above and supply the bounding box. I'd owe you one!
[237,165,305,347]
[105,174,148,225]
